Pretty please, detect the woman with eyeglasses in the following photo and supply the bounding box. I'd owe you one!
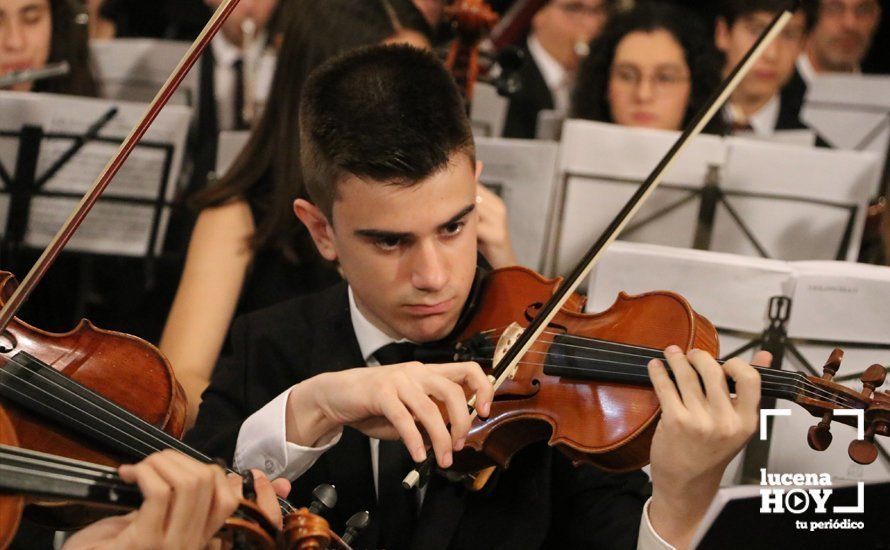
[571,2,726,133]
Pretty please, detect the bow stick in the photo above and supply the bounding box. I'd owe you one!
[0,0,243,333]
[405,2,800,488]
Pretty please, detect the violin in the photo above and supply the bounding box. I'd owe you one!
[0,403,367,549]
[0,405,277,549]
[406,4,890,490]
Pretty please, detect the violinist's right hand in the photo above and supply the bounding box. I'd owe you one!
[62,450,269,550]
[285,362,493,468]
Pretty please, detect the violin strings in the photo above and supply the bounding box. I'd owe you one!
[0,356,298,514]
[471,343,859,408]
[464,357,859,409]
[472,330,861,408]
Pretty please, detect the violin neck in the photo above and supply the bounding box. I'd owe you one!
[0,444,142,509]
[540,339,804,403]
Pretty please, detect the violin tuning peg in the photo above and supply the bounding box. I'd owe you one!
[848,425,878,465]
[807,421,833,451]
[859,364,887,398]
[342,510,371,545]
[308,484,337,515]
[821,349,844,380]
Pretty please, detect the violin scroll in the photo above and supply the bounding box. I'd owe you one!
[804,350,889,464]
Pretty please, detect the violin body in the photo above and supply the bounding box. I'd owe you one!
[452,266,719,474]
[0,271,186,526]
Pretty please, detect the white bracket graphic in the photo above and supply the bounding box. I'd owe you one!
[760,409,791,440]
[833,409,865,441]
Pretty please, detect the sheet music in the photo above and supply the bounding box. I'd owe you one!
[475,137,560,270]
[0,91,192,257]
[713,137,878,261]
[470,82,508,138]
[552,121,879,274]
[554,120,726,274]
[586,241,890,483]
[91,39,198,107]
[802,73,890,189]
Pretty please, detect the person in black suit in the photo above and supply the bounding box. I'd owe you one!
[502,0,613,138]
[186,44,769,549]
[715,0,819,134]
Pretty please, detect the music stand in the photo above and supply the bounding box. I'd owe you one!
[0,91,192,262]
[551,121,879,275]
[801,73,890,197]
[475,137,560,271]
[91,39,199,107]
[470,82,509,138]
[215,130,251,176]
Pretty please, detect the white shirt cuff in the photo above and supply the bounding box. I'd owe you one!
[637,497,677,550]
[234,386,342,480]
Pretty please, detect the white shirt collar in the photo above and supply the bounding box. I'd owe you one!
[748,94,781,136]
[211,30,268,68]
[796,53,817,84]
[348,286,403,362]
[527,34,572,112]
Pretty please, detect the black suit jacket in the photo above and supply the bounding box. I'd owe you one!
[502,44,555,139]
[186,282,650,549]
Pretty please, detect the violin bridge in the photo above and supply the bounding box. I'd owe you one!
[494,323,524,380]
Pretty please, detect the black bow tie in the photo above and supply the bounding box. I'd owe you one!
[373,342,419,365]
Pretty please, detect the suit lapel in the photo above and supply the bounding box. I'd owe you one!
[307,284,377,533]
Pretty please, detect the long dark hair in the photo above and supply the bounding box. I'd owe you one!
[571,3,724,133]
[190,0,429,262]
[33,0,99,97]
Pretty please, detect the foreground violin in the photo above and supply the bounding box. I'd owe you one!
[406,2,890,489]
[0,404,365,550]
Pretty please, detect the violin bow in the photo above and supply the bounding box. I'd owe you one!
[405,2,801,488]
[0,0,243,333]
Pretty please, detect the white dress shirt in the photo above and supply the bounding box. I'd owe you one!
[210,32,272,130]
[527,34,573,114]
[725,94,781,136]
[232,286,674,549]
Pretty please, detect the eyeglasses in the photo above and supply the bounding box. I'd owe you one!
[821,1,880,20]
[553,1,607,18]
[742,18,806,44]
[610,65,690,95]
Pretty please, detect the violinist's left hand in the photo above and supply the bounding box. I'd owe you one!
[646,346,769,549]
[62,451,290,550]
[474,162,518,269]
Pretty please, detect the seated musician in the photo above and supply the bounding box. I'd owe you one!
[571,3,725,133]
[62,450,286,549]
[502,0,613,139]
[715,0,817,135]
[0,0,98,95]
[797,0,882,82]
[162,0,516,427]
[186,44,768,550]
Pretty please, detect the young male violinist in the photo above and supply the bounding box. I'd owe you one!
[186,44,768,549]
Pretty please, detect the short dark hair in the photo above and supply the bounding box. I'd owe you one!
[300,44,474,218]
[571,3,726,133]
[717,0,818,31]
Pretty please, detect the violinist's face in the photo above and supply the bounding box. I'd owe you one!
[0,0,51,92]
[297,152,479,343]
[716,11,807,105]
[607,30,691,131]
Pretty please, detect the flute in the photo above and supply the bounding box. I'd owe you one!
[0,61,70,89]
